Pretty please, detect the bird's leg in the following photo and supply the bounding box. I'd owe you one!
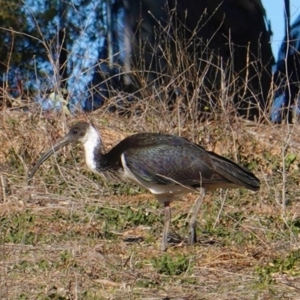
[188,188,205,245]
[161,202,171,252]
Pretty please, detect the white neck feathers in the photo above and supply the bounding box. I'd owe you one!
[80,125,101,171]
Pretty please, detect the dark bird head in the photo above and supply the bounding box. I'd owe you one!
[27,122,91,184]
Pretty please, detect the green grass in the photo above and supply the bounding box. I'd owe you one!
[152,253,193,275]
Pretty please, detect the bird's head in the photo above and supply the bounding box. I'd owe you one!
[64,121,91,143]
[27,121,94,184]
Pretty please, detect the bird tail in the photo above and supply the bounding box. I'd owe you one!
[208,151,260,191]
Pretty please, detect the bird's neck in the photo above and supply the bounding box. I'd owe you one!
[81,125,102,172]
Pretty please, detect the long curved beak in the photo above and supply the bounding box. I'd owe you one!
[27,133,73,184]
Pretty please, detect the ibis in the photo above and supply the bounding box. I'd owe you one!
[28,121,260,251]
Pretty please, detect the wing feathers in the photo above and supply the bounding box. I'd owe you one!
[114,133,259,192]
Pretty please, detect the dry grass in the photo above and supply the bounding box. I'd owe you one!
[0,98,300,300]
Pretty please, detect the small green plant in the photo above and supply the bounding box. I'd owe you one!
[123,204,160,226]
[152,253,192,275]
[288,218,300,235]
[16,294,29,300]
[255,264,276,286]
[2,211,38,245]
[285,153,297,169]
[263,151,280,171]
[86,203,160,233]
[12,259,51,273]
[57,250,77,269]
[256,249,300,286]
[135,279,159,288]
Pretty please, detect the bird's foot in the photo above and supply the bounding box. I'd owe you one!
[161,232,183,251]
[123,236,144,243]
[167,232,183,244]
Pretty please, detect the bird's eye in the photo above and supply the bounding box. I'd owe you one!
[73,129,78,134]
